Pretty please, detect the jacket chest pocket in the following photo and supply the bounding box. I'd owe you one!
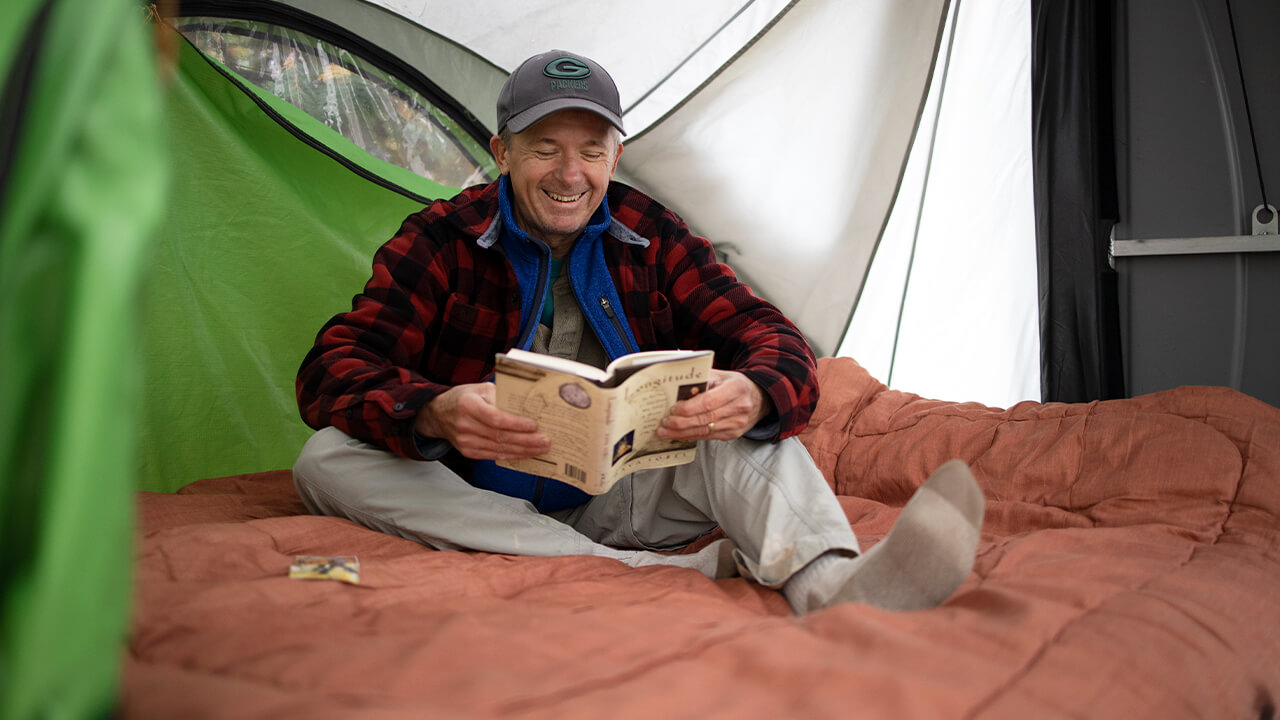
[640,291,677,348]
[428,292,508,381]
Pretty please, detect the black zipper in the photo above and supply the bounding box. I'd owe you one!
[514,252,550,349]
[531,477,546,509]
[599,297,637,354]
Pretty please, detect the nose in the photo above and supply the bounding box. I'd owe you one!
[552,154,585,185]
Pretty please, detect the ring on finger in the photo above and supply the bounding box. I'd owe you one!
[707,421,715,434]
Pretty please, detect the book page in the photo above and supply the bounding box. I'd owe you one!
[498,348,610,384]
[495,358,612,492]
[500,347,709,389]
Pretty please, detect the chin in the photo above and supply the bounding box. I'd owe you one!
[543,216,591,236]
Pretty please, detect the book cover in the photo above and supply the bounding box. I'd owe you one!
[494,348,714,494]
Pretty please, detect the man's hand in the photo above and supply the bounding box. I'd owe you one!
[657,369,773,442]
[414,383,550,460]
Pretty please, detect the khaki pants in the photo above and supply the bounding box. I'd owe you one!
[293,427,860,585]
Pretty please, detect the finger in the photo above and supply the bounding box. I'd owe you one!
[659,407,714,433]
[667,383,733,419]
[455,426,549,459]
[661,371,761,441]
[699,373,765,425]
[458,390,538,432]
[456,412,547,447]
[665,384,752,427]
[658,411,747,441]
[663,389,745,428]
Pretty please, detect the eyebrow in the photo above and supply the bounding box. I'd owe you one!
[526,136,607,148]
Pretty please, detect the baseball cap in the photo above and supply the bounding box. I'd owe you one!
[496,50,626,135]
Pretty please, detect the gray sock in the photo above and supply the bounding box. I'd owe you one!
[784,459,984,613]
[596,538,739,580]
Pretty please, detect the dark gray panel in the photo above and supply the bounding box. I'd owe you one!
[1114,0,1279,407]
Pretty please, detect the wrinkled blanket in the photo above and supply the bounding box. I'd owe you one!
[125,357,1280,719]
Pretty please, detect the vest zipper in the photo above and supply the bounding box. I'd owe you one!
[599,297,636,354]
[532,477,546,509]
[515,253,550,350]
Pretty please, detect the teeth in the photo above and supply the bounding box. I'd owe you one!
[546,190,584,203]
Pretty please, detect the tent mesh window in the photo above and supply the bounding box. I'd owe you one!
[177,17,496,189]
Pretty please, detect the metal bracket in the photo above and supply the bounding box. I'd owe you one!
[1111,204,1280,257]
[1253,203,1277,235]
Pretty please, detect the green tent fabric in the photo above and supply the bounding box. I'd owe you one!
[136,29,460,493]
[0,1,164,718]
[2,9,466,715]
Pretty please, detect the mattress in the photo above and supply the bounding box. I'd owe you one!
[125,357,1280,718]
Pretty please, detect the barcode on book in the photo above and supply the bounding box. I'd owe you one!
[564,464,586,483]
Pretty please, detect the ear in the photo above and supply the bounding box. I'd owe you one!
[490,134,510,174]
[611,141,623,175]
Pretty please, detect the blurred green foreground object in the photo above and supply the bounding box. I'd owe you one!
[0,0,165,718]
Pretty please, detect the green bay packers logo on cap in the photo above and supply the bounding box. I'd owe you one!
[544,57,591,90]
[544,57,591,79]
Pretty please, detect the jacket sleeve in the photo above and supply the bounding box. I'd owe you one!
[656,213,820,440]
[295,213,455,460]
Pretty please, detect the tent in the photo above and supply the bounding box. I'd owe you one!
[136,0,965,496]
[2,0,1276,717]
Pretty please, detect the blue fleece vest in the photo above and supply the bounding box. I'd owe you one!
[467,177,639,513]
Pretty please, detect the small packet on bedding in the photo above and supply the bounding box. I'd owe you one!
[289,555,360,584]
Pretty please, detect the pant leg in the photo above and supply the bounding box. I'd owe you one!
[293,427,600,556]
[569,436,861,586]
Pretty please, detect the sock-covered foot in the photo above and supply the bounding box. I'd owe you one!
[784,459,984,613]
[597,538,739,580]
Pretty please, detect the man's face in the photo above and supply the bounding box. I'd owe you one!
[490,109,622,257]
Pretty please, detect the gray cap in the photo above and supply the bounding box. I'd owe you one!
[496,50,625,135]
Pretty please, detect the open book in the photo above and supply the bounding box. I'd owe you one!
[494,348,714,495]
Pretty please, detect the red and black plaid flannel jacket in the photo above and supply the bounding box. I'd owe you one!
[296,180,819,459]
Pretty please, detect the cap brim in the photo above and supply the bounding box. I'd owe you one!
[505,97,626,136]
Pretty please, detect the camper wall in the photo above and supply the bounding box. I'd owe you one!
[1113,0,1280,407]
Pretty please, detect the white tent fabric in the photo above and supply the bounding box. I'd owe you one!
[621,0,951,357]
[378,0,795,136]
[841,0,1039,407]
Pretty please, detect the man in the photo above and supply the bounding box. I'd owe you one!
[293,49,984,614]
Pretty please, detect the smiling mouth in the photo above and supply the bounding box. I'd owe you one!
[544,190,585,203]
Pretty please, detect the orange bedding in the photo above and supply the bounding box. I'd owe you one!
[125,358,1280,719]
